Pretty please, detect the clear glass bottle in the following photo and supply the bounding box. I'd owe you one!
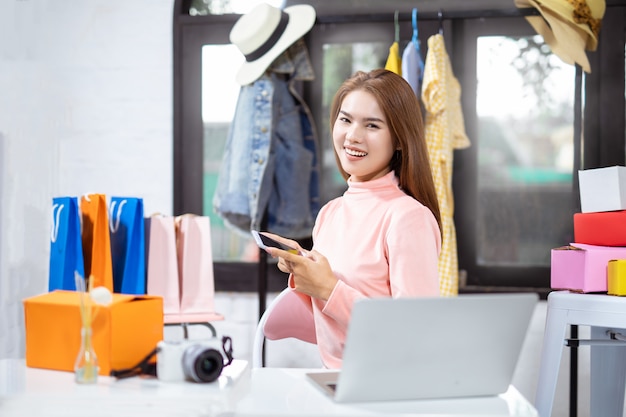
[74,327,98,384]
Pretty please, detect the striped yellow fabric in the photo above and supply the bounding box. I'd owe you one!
[421,34,471,296]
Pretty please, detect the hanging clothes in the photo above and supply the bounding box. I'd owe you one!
[385,42,402,76]
[401,41,425,97]
[213,39,320,239]
[402,8,425,97]
[421,33,471,297]
[385,11,402,76]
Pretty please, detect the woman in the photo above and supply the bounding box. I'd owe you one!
[262,68,442,368]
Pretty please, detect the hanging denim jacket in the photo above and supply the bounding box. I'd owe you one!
[213,39,320,238]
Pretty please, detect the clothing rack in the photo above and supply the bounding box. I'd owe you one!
[256,4,543,367]
[315,7,540,24]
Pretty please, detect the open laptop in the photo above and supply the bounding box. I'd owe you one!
[307,292,538,403]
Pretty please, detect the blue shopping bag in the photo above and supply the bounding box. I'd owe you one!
[48,197,85,291]
[109,197,146,294]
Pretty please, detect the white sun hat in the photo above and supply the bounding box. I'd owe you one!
[230,3,316,86]
[514,0,605,73]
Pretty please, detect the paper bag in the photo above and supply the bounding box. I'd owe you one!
[48,197,85,291]
[176,215,221,321]
[80,194,114,291]
[146,214,181,319]
[109,197,146,294]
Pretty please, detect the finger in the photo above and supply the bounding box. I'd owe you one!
[267,247,303,262]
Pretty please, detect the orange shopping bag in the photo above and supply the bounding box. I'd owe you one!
[80,194,113,291]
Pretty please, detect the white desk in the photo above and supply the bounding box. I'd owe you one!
[0,359,538,416]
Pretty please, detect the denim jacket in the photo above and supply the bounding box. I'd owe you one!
[213,40,320,238]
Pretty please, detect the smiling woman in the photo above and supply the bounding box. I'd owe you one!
[264,69,442,368]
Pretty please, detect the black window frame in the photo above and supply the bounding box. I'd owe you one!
[173,0,626,295]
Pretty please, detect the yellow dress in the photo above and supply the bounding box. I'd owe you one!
[385,42,402,76]
[421,34,471,296]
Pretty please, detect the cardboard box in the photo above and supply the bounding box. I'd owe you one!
[24,290,163,375]
[551,243,626,293]
[574,210,626,246]
[608,260,626,296]
[578,166,626,213]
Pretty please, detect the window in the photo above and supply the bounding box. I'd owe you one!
[174,1,626,293]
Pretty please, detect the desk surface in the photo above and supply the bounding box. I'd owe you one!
[0,359,538,416]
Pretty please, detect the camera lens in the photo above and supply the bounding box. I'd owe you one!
[182,345,224,383]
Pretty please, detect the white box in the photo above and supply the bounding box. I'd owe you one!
[579,166,626,213]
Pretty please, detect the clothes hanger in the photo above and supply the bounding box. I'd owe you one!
[411,8,419,50]
[438,9,444,35]
[411,8,425,84]
[394,10,400,43]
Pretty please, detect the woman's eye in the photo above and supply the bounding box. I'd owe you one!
[338,117,350,123]
[367,123,379,129]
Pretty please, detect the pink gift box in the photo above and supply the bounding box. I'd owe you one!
[551,243,626,293]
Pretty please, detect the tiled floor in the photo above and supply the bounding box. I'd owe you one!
[167,294,599,417]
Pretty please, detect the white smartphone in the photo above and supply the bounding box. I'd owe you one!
[251,230,301,255]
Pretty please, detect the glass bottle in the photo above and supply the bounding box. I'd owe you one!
[74,326,98,384]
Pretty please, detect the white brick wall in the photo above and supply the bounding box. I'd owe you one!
[0,0,174,359]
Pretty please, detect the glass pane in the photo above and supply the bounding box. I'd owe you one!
[476,35,576,267]
[320,42,388,202]
[190,0,284,16]
[202,44,259,262]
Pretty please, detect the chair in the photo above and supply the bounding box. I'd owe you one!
[252,288,317,368]
[535,290,626,417]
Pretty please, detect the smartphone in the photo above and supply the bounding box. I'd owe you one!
[251,230,300,255]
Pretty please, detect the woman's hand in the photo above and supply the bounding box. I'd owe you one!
[262,232,337,301]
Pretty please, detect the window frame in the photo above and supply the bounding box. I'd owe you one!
[173,0,626,293]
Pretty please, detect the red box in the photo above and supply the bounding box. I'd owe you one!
[574,211,626,246]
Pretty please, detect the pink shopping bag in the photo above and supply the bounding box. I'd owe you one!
[146,215,181,321]
[176,215,223,322]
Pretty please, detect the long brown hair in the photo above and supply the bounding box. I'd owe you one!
[329,69,442,236]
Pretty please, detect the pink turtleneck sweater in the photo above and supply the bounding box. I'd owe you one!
[289,171,441,368]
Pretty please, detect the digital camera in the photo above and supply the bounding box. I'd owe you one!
[156,336,233,383]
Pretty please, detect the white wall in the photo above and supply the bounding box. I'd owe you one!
[0,0,174,359]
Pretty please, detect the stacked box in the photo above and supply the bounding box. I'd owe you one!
[551,167,626,293]
[24,290,163,375]
[551,244,626,293]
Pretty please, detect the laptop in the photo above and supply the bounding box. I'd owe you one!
[306,292,538,403]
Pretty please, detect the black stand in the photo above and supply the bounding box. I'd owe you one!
[569,63,584,417]
[258,213,269,367]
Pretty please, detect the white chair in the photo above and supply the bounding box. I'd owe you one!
[252,288,317,368]
[535,290,626,417]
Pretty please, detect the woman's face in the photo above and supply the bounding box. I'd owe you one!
[332,90,395,182]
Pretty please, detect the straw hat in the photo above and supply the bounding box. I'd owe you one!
[514,0,605,73]
[230,3,316,86]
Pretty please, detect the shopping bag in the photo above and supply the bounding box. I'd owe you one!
[146,214,180,320]
[48,197,85,291]
[109,197,146,294]
[176,215,221,321]
[80,193,114,291]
